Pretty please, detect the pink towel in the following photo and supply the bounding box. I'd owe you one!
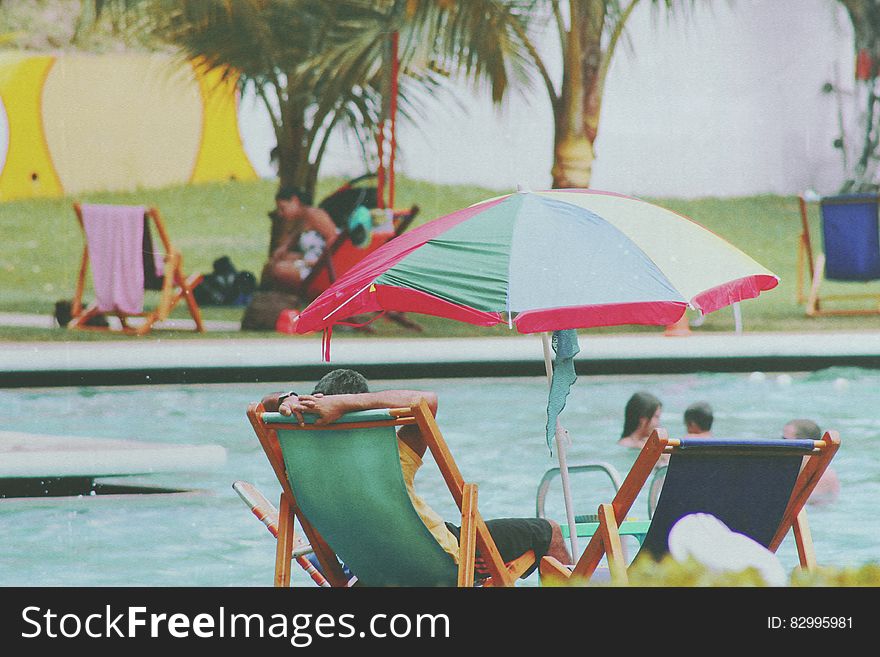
[81,204,163,314]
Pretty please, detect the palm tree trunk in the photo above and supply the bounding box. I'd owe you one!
[551,0,605,189]
[269,98,312,257]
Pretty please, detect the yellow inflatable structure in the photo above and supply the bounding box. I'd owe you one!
[0,52,257,201]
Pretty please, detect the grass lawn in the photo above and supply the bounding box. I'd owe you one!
[1,177,879,341]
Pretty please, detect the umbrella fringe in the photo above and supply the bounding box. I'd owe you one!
[321,312,389,361]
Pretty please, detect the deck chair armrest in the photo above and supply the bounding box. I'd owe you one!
[539,556,573,586]
[597,503,628,584]
[393,205,419,236]
[505,549,535,580]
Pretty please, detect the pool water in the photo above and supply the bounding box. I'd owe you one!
[1,368,877,586]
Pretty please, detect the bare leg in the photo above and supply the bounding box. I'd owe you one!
[267,257,306,289]
[547,520,573,565]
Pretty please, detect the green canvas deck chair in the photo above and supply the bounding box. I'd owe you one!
[540,428,840,586]
[247,399,534,587]
[797,193,880,316]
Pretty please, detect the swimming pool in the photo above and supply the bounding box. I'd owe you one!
[0,368,877,586]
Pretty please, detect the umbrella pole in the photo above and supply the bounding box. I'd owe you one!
[542,332,580,560]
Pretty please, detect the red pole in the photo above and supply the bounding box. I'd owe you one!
[389,31,399,209]
[376,126,385,209]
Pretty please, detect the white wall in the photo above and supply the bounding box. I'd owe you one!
[239,0,855,198]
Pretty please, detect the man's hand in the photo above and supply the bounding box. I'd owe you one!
[285,393,349,425]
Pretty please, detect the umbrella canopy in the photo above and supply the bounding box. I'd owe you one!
[294,188,779,559]
[295,189,778,339]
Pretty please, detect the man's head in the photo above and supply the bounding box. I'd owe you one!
[275,185,313,220]
[312,369,369,396]
[684,401,713,433]
[783,418,821,441]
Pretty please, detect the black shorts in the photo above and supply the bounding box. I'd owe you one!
[446,518,553,579]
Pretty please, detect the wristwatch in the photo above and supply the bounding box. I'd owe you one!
[276,390,298,407]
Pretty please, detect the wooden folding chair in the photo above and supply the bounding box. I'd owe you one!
[70,203,204,335]
[246,399,533,587]
[540,428,840,586]
[797,193,880,316]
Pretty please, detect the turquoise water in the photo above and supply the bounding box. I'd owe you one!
[0,368,877,586]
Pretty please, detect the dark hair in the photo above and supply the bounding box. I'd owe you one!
[621,391,662,438]
[785,418,821,441]
[275,185,313,206]
[312,369,369,395]
[684,401,713,432]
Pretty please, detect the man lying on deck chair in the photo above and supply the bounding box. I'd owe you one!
[262,369,571,580]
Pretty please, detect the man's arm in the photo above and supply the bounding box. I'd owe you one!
[281,390,438,458]
[280,390,438,425]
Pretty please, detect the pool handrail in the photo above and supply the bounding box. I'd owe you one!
[535,462,623,520]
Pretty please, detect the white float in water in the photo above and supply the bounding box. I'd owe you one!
[833,377,850,391]
[748,371,767,383]
[776,374,793,386]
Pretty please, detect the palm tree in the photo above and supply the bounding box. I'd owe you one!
[327,1,690,190]
[511,1,679,188]
[93,1,690,198]
[91,0,534,252]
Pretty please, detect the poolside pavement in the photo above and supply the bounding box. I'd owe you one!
[2,312,880,386]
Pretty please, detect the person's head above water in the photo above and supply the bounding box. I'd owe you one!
[621,391,663,439]
[684,401,714,434]
[782,418,821,441]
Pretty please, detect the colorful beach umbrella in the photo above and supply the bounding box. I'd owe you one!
[295,189,778,340]
[294,188,779,556]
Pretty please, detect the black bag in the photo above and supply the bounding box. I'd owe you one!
[194,256,256,307]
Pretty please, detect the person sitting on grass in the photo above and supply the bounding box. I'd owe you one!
[262,369,572,580]
[262,185,339,291]
[684,401,714,438]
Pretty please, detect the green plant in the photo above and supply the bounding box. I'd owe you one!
[830,1,880,192]
[544,555,880,586]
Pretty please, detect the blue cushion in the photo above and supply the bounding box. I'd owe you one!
[820,194,880,281]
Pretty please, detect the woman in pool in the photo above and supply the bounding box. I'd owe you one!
[618,391,663,450]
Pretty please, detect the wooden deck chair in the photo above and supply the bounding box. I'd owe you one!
[797,193,880,316]
[246,399,534,587]
[295,205,422,332]
[540,428,840,586]
[71,203,204,335]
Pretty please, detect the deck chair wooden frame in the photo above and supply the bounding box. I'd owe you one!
[298,205,418,296]
[70,203,205,335]
[540,428,840,586]
[247,398,533,587]
[797,195,880,316]
[296,205,422,332]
